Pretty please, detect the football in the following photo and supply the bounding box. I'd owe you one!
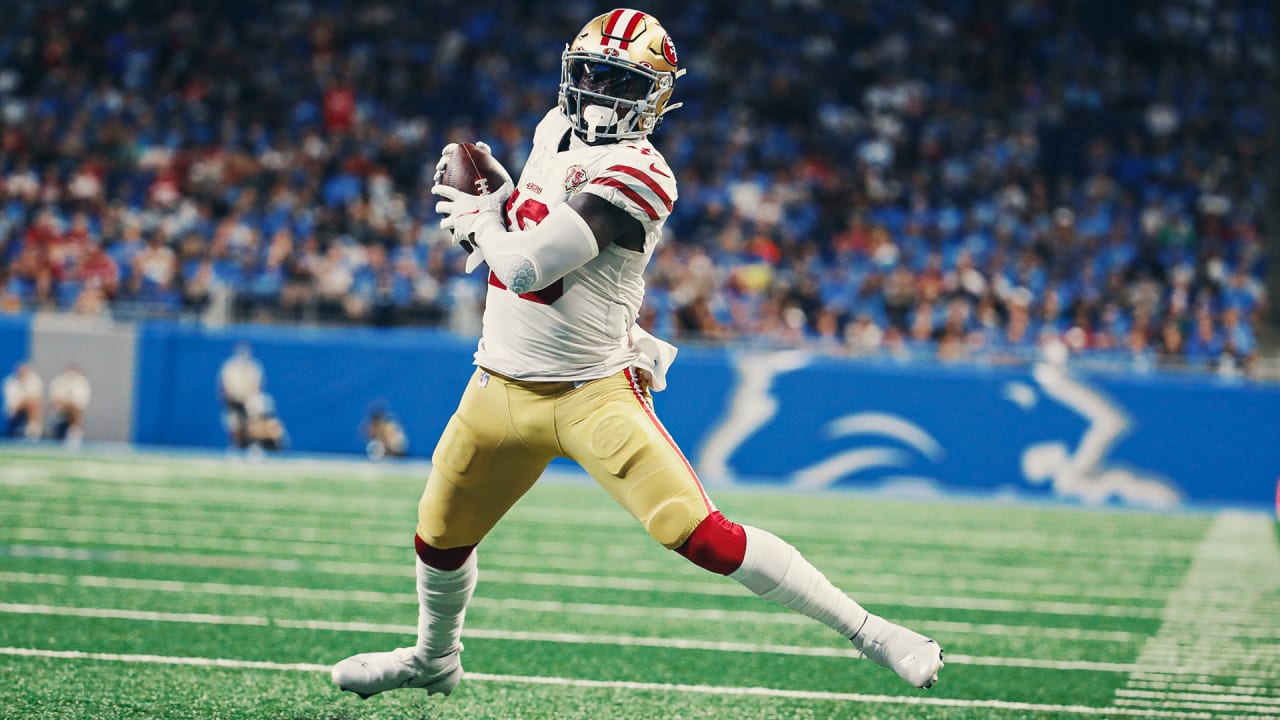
[440,142,508,198]
[439,142,508,251]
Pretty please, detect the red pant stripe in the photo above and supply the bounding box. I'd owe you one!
[622,367,714,513]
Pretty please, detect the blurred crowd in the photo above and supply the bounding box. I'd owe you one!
[0,0,1272,375]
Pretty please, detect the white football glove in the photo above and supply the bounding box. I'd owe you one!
[432,141,513,273]
[431,143,457,185]
[432,181,512,244]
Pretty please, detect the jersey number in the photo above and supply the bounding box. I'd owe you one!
[489,189,564,304]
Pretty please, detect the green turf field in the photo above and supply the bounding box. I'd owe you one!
[1,448,1277,720]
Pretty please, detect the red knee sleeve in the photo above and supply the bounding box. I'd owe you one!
[675,511,746,575]
[414,534,476,571]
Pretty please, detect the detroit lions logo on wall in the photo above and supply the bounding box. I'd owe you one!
[691,348,1186,508]
[564,165,589,193]
[695,351,946,490]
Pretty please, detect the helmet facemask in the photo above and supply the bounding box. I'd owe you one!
[558,9,685,143]
[560,51,677,143]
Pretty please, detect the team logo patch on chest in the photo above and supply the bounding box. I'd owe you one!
[564,164,589,194]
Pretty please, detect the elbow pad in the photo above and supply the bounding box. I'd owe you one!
[474,204,599,294]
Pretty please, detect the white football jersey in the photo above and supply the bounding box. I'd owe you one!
[474,109,678,381]
[219,355,262,403]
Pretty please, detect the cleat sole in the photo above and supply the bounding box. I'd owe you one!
[340,687,371,700]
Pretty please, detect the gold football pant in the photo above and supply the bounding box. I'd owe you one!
[417,367,714,550]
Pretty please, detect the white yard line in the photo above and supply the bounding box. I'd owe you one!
[0,544,1175,619]
[1115,689,1280,707]
[1127,678,1279,693]
[1115,511,1280,718]
[5,490,1197,547]
[0,570,1147,642]
[0,452,429,483]
[5,453,1276,716]
[5,465,1203,556]
[0,468,50,487]
[2,601,1273,678]
[0,522,1180,603]
[0,503,1192,591]
[0,646,1221,718]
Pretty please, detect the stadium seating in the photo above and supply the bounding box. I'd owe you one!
[0,0,1270,375]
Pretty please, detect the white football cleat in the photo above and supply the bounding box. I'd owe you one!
[331,646,463,699]
[851,614,944,689]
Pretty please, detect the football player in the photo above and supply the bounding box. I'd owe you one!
[218,342,262,449]
[47,363,91,445]
[364,402,409,460]
[3,362,42,440]
[331,7,943,699]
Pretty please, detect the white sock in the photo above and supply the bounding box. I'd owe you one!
[728,525,868,639]
[414,552,478,658]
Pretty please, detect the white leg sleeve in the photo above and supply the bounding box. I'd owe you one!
[414,552,478,658]
[728,525,868,639]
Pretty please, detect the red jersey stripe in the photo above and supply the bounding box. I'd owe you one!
[605,165,673,211]
[589,177,660,220]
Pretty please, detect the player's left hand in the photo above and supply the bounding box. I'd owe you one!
[432,180,513,248]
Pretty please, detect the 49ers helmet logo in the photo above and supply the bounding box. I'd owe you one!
[564,165,589,193]
[661,34,678,65]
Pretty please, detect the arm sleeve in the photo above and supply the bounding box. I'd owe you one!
[471,203,599,294]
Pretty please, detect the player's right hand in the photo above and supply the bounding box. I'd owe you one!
[433,180,512,248]
[433,141,510,187]
[432,143,459,185]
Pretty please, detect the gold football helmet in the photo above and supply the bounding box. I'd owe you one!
[559,8,686,142]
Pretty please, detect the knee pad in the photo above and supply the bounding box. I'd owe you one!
[644,498,702,548]
[417,469,487,549]
[590,412,643,476]
[432,418,479,480]
[675,511,746,575]
[417,486,449,543]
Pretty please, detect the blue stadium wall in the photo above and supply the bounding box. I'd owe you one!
[126,321,1280,509]
[0,314,32,378]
